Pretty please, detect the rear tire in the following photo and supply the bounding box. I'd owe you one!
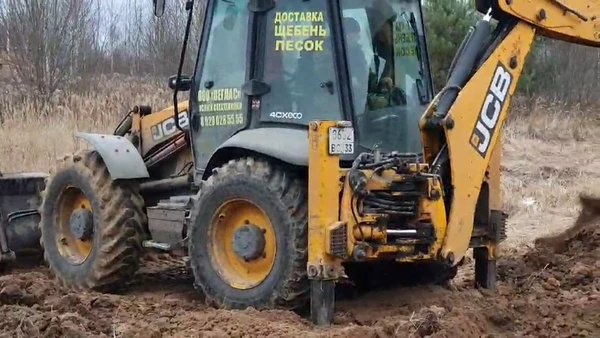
[39,150,146,291]
[188,157,309,310]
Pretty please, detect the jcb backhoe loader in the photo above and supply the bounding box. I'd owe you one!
[3,0,599,327]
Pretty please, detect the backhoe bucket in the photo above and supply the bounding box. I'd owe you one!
[0,172,47,267]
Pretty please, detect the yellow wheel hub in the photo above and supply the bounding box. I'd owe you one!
[55,186,94,265]
[209,199,276,290]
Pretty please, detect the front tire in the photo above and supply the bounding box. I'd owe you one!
[188,157,309,310]
[39,150,147,291]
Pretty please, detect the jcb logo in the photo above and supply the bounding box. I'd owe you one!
[470,62,513,158]
[151,111,189,141]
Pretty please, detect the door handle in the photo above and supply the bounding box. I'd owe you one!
[320,81,334,95]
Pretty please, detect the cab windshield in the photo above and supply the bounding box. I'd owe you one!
[340,0,433,153]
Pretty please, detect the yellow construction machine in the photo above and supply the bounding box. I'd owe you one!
[2,0,598,326]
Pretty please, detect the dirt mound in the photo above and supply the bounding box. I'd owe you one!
[495,199,600,337]
[1,210,599,338]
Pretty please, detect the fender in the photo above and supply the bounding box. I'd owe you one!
[74,132,150,180]
[206,128,309,176]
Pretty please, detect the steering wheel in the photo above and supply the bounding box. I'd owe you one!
[369,113,404,124]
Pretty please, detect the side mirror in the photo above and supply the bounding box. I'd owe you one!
[168,75,192,92]
[153,0,165,17]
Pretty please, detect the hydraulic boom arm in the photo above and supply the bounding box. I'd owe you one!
[488,0,600,46]
[420,0,600,265]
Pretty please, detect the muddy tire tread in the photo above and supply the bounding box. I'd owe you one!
[39,150,147,292]
[188,157,309,310]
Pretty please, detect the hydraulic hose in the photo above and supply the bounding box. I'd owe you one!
[433,10,493,120]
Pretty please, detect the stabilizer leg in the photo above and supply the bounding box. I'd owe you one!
[310,279,335,325]
[474,247,496,289]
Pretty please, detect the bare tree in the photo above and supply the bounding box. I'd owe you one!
[140,0,207,77]
[0,0,96,98]
[520,38,600,107]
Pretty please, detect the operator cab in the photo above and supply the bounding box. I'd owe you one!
[165,0,434,168]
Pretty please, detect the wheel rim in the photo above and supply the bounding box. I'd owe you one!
[55,186,94,265]
[209,198,276,290]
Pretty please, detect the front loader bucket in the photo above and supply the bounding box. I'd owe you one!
[0,172,47,267]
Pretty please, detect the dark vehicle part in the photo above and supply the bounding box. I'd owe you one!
[0,173,46,266]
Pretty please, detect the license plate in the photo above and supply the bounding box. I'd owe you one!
[328,127,354,155]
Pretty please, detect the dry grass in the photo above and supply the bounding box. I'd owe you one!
[1,77,599,249]
[0,76,171,172]
[502,102,600,250]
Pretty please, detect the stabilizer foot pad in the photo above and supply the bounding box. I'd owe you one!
[474,247,497,289]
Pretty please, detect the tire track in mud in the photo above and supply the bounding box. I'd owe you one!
[1,218,599,338]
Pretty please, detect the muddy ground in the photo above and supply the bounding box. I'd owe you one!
[1,219,599,338]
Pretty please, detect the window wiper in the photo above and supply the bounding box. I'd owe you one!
[408,13,422,65]
[402,12,428,104]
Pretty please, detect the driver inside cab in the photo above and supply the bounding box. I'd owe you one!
[343,17,370,93]
[370,19,408,110]
[343,13,407,116]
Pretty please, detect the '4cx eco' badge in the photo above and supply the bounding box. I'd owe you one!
[469,62,513,158]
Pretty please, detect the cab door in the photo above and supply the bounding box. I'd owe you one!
[257,0,346,127]
[188,0,252,172]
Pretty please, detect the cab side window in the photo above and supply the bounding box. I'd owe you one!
[191,1,249,167]
[194,0,248,130]
[200,2,248,90]
[261,2,341,125]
